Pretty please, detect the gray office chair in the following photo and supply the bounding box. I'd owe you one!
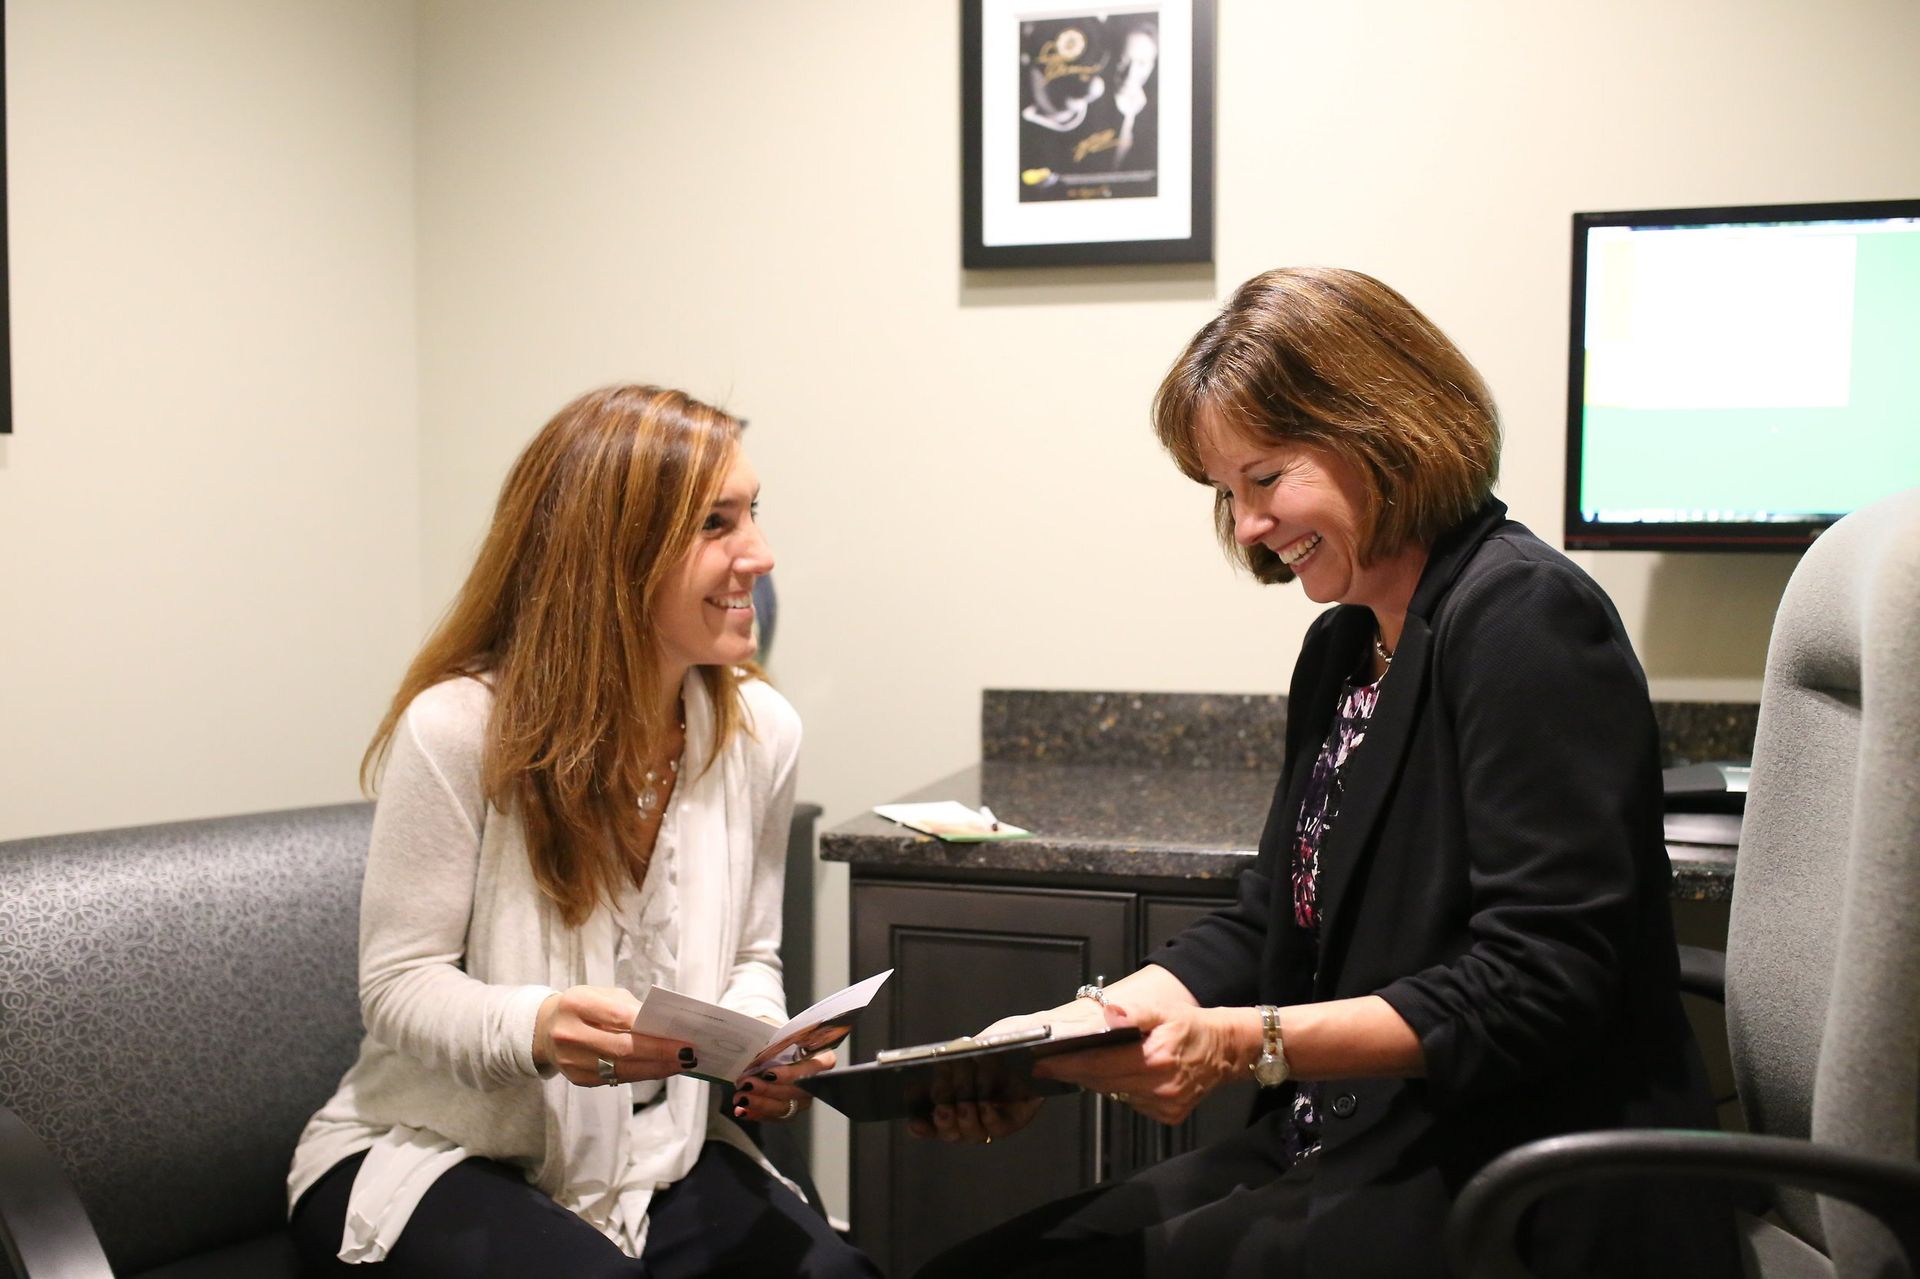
[1447,487,1920,1278]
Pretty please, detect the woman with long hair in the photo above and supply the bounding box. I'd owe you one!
[287,385,878,1278]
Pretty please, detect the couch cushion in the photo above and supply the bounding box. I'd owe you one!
[0,804,371,1274]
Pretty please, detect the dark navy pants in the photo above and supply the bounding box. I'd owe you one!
[291,1142,880,1279]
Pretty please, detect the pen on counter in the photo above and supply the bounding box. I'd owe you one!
[978,805,1000,831]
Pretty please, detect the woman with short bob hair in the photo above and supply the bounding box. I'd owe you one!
[288,385,879,1279]
[914,270,1736,1279]
[1154,266,1501,582]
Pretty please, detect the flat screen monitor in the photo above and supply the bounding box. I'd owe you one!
[1565,198,1920,551]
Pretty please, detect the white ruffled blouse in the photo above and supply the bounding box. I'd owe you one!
[286,671,803,1261]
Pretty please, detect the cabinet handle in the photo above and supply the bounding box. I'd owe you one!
[1092,1092,1106,1181]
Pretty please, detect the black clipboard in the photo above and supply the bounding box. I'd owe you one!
[798,1025,1143,1122]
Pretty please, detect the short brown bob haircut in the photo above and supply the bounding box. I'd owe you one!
[1153,267,1501,584]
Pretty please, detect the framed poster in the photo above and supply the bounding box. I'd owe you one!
[961,0,1215,269]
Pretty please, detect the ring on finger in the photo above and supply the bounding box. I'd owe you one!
[596,1056,619,1087]
[1105,1091,1129,1102]
[784,1097,799,1120]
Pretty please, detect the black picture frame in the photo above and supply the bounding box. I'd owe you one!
[961,0,1215,269]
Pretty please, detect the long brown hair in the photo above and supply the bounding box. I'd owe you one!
[1154,267,1501,583]
[363,384,756,926]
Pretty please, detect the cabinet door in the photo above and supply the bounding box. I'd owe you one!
[848,881,1133,1279]
[1138,896,1260,1162]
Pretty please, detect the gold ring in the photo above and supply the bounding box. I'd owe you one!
[596,1057,618,1087]
[984,1135,993,1145]
[1106,1091,1129,1103]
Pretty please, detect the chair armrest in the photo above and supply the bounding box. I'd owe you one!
[1675,943,1726,1002]
[0,1106,114,1279]
[1445,1128,1920,1279]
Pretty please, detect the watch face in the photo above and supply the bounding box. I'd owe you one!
[1254,1054,1288,1087]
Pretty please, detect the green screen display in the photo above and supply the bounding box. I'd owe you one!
[1573,206,1920,539]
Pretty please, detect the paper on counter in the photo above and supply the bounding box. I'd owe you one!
[872,800,1032,842]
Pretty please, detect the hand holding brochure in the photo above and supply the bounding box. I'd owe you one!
[630,969,892,1086]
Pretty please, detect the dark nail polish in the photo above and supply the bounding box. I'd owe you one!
[739,1080,754,1093]
[677,1047,696,1065]
[760,1072,778,1082]
[734,1093,749,1107]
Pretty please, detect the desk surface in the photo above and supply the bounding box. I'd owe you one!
[823,761,1737,901]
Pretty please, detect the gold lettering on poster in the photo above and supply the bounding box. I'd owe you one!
[1073,129,1118,162]
[1036,36,1106,85]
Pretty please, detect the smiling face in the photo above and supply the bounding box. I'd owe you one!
[1194,414,1428,614]
[1195,417,1366,604]
[653,451,773,676]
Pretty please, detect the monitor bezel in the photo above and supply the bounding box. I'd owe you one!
[1563,197,1920,552]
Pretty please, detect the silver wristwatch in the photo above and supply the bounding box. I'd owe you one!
[1252,1005,1291,1087]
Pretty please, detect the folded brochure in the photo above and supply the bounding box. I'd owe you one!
[629,968,892,1086]
[873,800,1031,842]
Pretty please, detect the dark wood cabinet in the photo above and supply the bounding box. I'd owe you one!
[1136,896,1260,1164]
[845,876,1245,1277]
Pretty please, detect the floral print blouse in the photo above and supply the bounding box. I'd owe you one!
[1283,670,1383,1161]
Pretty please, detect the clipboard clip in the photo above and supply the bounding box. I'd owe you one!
[874,1024,1054,1064]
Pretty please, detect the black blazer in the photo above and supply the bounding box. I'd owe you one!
[1150,500,1736,1279]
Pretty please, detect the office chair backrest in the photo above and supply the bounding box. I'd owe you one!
[1729,487,1920,1276]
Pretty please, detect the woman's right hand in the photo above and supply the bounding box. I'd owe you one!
[534,985,696,1088]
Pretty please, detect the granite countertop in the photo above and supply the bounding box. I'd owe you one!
[821,691,1750,902]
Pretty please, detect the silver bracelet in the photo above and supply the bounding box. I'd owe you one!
[1074,974,1112,1008]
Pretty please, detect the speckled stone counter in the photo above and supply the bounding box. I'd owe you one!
[823,690,1754,901]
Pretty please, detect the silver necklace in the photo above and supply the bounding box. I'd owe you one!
[637,758,678,814]
[638,721,686,815]
[1373,631,1395,667]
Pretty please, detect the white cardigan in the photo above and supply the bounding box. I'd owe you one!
[287,671,801,1260]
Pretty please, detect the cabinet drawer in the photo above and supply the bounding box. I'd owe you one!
[848,881,1133,1277]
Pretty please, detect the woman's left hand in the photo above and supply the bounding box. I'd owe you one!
[729,1049,836,1123]
[1035,1003,1252,1126]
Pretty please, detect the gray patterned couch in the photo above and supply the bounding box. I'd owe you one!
[0,801,824,1278]
[0,804,372,1278]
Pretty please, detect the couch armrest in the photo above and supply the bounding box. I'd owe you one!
[1445,1129,1920,1279]
[0,1106,114,1279]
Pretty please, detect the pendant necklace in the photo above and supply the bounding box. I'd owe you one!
[637,758,677,814]
[637,716,686,815]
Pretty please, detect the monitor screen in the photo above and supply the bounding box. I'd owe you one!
[1565,198,1920,551]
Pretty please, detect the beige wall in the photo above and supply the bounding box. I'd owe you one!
[0,0,421,840]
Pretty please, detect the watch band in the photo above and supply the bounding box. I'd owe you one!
[1252,1004,1291,1087]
